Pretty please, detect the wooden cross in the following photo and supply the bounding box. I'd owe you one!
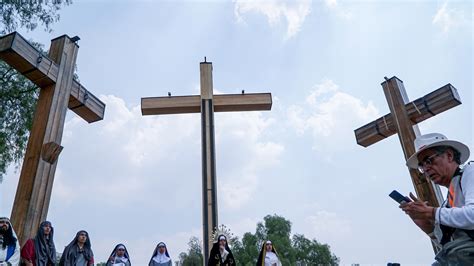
[141,59,272,263]
[0,32,105,245]
[354,76,462,249]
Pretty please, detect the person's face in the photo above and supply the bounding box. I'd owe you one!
[116,247,125,257]
[219,238,226,247]
[43,223,51,235]
[265,243,272,252]
[417,148,453,187]
[77,232,87,244]
[0,220,9,232]
[158,246,166,254]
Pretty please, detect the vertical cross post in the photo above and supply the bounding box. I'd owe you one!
[200,61,218,260]
[141,60,272,263]
[354,76,463,252]
[382,77,443,206]
[0,32,105,245]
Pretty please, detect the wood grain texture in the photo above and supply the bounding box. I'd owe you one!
[355,84,461,147]
[0,32,105,122]
[10,35,79,245]
[381,77,443,209]
[141,93,272,115]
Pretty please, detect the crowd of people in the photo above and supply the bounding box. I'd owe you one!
[0,220,282,266]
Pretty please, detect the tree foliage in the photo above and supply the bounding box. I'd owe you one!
[0,0,72,34]
[0,48,43,180]
[0,0,71,181]
[179,236,203,266]
[178,215,339,265]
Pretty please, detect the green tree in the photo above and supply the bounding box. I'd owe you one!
[293,234,339,265]
[232,214,339,265]
[0,0,71,181]
[179,236,203,266]
[233,232,259,266]
[0,61,38,180]
[1,1,72,34]
[256,214,294,265]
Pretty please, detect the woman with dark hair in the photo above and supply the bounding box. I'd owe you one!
[208,235,235,266]
[59,230,94,266]
[106,244,130,266]
[21,221,56,266]
[256,240,281,266]
[148,242,171,266]
[0,217,20,265]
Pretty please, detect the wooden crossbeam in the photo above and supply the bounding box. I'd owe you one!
[2,31,107,245]
[355,84,461,147]
[141,60,272,264]
[69,81,105,122]
[353,76,458,254]
[0,32,105,123]
[141,93,272,115]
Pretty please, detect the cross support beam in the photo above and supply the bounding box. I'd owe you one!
[355,83,461,147]
[141,93,272,115]
[0,32,105,123]
[353,76,458,253]
[1,31,106,245]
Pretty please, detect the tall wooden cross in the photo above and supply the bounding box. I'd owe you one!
[0,32,105,245]
[354,76,462,249]
[141,59,272,263]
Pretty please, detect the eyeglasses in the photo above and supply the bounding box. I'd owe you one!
[418,152,442,173]
[117,248,125,251]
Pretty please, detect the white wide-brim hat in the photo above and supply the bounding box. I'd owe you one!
[406,133,470,169]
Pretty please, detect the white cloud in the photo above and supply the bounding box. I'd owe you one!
[216,112,284,209]
[62,94,282,210]
[305,210,352,241]
[226,217,260,238]
[324,0,352,19]
[287,79,379,153]
[432,1,468,33]
[234,0,312,39]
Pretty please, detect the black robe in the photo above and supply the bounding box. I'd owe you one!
[208,242,235,266]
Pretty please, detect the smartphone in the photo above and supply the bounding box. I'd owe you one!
[389,190,412,204]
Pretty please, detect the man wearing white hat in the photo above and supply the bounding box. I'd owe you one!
[401,133,474,264]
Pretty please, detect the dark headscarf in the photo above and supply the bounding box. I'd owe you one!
[108,243,131,265]
[256,240,280,266]
[0,217,17,249]
[148,242,170,266]
[33,221,56,265]
[208,235,235,266]
[59,230,93,266]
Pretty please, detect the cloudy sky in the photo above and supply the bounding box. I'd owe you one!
[1,0,472,264]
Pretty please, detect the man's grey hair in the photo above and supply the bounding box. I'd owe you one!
[432,145,461,164]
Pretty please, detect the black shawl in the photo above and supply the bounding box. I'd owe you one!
[34,221,56,265]
[107,243,131,266]
[59,230,94,266]
[208,236,235,266]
